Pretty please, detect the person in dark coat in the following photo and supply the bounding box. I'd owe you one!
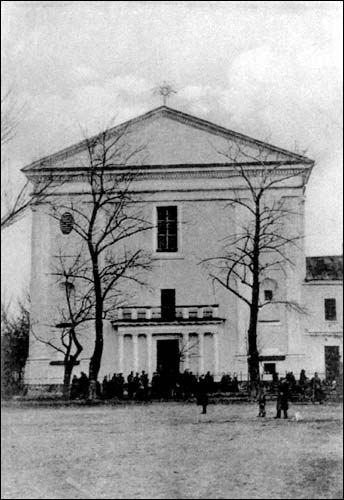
[311,372,324,404]
[298,369,308,400]
[117,373,124,399]
[220,373,228,392]
[299,369,307,386]
[196,375,209,414]
[127,371,134,399]
[274,378,290,419]
[151,372,160,399]
[140,371,149,401]
[102,376,109,399]
[232,373,239,392]
[204,371,214,394]
[79,372,89,399]
[133,372,141,399]
[70,375,79,399]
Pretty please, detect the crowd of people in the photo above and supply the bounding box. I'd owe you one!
[220,372,240,392]
[70,369,218,401]
[256,369,333,419]
[70,367,335,407]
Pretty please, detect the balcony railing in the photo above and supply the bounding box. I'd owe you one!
[113,304,220,322]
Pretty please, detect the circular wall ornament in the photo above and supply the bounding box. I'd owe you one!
[60,212,74,234]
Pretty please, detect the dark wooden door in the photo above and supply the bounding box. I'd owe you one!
[161,289,176,321]
[325,346,341,381]
[157,339,179,375]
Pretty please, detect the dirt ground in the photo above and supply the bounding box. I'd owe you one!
[1,401,343,499]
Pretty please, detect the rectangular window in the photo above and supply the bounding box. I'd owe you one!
[325,298,337,321]
[264,363,276,374]
[264,290,273,301]
[157,206,178,252]
[161,289,176,320]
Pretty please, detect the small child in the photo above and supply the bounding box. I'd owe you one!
[257,386,266,417]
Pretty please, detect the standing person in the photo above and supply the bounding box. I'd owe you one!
[232,373,239,393]
[151,372,160,399]
[70,375,79,400]
[257,385,266,417]
[102,376,109,399]
[88,378,97,400]
[204,371,214,394]
[274,378,290,419]
[117,373,124,399]
[299,369,307,386]
[220,372,228,392]
[299,369,308,400]
[140,371,149,401]
[127,371,134,399]
[133,372,141,400]
[79,372,89,400]
[196,375,209,414]
[311,372,324,404]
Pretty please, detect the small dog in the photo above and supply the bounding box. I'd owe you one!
[292,411,303,422]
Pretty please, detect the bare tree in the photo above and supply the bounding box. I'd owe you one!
[31,250,96,398]
[1,86,25,146]
[202,141,313,389]
[1,84,53,230]
[43,125,153,392]
[178,337,200,367]
[1,298,30,397]
[1,171,54,230]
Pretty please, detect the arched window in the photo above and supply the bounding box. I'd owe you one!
[261,278,278,302]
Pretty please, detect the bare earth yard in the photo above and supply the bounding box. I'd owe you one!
[1,402,343,499]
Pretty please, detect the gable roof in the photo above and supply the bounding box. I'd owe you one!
[305,256,343,281]
[22,105,314,173]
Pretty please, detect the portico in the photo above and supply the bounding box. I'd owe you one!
[112,304,224,378]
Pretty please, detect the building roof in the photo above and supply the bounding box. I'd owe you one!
[305,256,343,281]
[22,105,314,174]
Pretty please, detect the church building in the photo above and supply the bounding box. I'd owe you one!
[22,106,342,390]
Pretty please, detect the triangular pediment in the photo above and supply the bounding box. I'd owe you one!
[22,106,313,173]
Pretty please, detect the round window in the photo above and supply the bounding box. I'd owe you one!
[60,212,74,234]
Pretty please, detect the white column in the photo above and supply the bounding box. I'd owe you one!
[214,333,219,378]
[182,332,189,370]
[133,334,139,372]
[118,333,124,373]
[199,332,204,375]
[147,333,153,378]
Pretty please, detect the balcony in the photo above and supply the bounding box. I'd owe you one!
[112,304,224,325]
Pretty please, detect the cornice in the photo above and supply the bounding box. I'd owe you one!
[26,164,311,185]
[111,318,225,327]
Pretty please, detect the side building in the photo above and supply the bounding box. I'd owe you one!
[302,255,343,381]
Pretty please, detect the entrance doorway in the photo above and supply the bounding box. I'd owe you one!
[156,339,180,376]
[325,346,341,381]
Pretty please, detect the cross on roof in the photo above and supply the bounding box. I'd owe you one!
[154,82,177,105]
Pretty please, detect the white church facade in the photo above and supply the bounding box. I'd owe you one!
[22,106,342,389]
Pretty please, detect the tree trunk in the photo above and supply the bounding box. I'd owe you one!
[63,361,73,399]
[248,305,260,393]
[89,315,103,382]
[247,198,261,393]
[88,253,104,391]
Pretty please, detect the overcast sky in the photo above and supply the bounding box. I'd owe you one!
[1,0,343,304]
